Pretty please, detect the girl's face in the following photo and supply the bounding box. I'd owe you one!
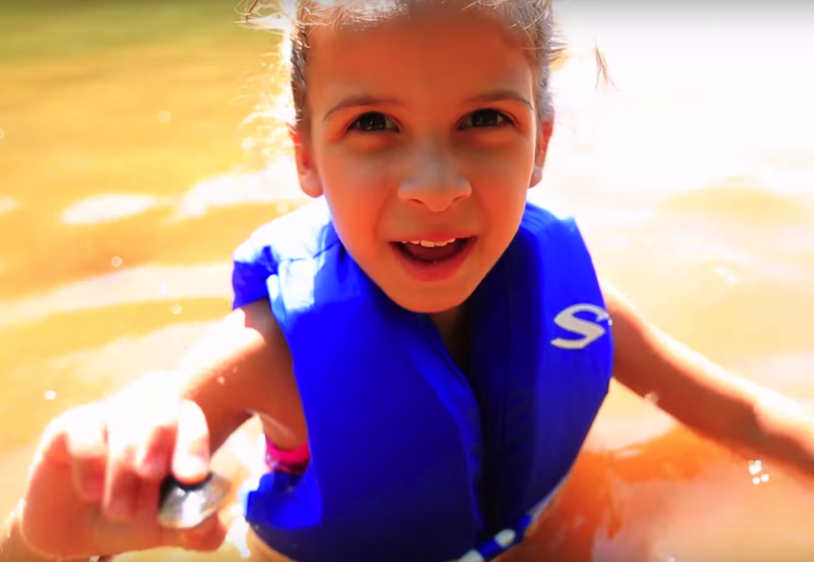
[293,6,552,314]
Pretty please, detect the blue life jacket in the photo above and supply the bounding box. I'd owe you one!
[231,195,614,562]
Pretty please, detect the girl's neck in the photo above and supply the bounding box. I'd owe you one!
[429,303,471,373]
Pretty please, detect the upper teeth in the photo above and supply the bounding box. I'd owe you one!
[408,239,457,247]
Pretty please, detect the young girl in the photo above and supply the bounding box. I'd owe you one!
[7,0,814,561]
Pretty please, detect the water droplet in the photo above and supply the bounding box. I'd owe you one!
[157,110,172,123]
[171,304,182,315]
[644,392,659,405]
[748,459,762,475]
[752,476,761,485]
[218,377,225,385]
[44,390,57,400]
[0,128,5,140]
[111,256,123,268]
[761,473,770,482]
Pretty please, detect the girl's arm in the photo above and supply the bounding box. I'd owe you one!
[171,298,301,452]
[603,280,814,480]
[4,299,295,562]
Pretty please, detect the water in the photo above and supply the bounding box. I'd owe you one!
[2,2,814,560]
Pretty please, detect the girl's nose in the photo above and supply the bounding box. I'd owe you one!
[397,142,471,213]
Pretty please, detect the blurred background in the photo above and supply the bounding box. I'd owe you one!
[2,1,814,560]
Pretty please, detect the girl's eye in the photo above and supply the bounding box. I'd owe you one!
[349,112,396,132]
[462,109,510,129]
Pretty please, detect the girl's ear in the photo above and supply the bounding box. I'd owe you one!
[529,118,553,188]
[289,124,323,198]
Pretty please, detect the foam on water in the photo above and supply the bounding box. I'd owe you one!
[57,157,305,226]
[61,194,161,224]
[172,156,303,220]
[0,262,232,328]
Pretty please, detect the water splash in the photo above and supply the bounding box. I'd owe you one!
[748,459,770,486]
[752,474,771,485]
[225,515,252,559]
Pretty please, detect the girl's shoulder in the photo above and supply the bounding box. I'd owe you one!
[231,198,338,309]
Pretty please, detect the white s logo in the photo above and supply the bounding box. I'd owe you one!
[550,304,609,350]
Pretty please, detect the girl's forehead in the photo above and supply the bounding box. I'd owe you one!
[307,12,533,83]
[305,15,536,118]
[305,0,534,50]
[307,6,531,64]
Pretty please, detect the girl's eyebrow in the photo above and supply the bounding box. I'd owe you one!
[467,89,533,110]
[323,96,404,122]
[323,89,533,123]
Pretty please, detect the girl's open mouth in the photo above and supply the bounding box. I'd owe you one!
[395,238,470,262]
[390,237,475,282]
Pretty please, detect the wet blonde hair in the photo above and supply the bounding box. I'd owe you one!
[243,0,569,135]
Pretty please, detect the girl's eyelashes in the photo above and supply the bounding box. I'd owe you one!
[348,112,398,133]
[345,108,513,135]
[460,108,512,130]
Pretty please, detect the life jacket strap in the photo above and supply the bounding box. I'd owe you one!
[455,473,569,562]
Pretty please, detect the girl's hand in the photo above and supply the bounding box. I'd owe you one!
[18,390,228,560]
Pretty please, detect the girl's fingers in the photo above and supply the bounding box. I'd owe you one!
[171,400,211,484]
[102,408,146,522]
[65,405,109,502]
[132,399,182,482]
